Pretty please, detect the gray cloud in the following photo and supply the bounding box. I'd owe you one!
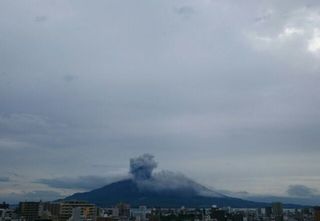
[0,176,10,182]
[219,184,320,206]
[174,6,195,17]
[63,74,78,82]
[0,191,64,204]
[34,16,47,22]
[0,113,51,134]
[36,175,128,190]
[287,184,318,197]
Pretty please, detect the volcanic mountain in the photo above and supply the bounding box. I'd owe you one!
[64,154,280,208]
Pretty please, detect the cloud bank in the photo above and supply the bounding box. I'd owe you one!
[221,184,320,206]
[0,176,10,182]
[287,184,318,197]
[1,0,320,202]
[0,191,64,204]
[36,175,128,190]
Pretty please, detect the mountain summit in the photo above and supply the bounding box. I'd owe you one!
[65,154,268,207]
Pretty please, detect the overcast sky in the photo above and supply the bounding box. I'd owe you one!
[1,0,320,204]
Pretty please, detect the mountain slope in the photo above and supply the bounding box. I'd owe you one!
[65,179,270,208]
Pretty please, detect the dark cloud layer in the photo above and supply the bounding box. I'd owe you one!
[1,191,64,204]
[36,175,127,190]
[287,185,318,197]
[222,184,320,205]
[0,177,10,182]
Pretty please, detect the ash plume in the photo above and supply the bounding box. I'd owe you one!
[130,154,157,180]
[138,170,224,197]
[129,154,224,197]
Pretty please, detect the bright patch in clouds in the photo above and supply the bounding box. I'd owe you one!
[279,27,304,39]
[246,26,305,51]
[308,29,320,53]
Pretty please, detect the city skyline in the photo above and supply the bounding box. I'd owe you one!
[1,0,320,204]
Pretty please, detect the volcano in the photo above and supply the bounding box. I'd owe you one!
[65,178,271,208]
[63,154,290,208]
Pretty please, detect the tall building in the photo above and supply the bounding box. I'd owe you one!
[131,206,148,221]
[116,203,130,217]
[0,208,13,221]
[272,202,283,221]
[42,202,60,218]
[232,212,244,221]
[68,207,81,221]
[59,201,96,221]
[211,208,226,221]
[265,207,272,218]
[0,202,9,209]
[314,207,320,221]
[39,202,60,221]
[19,202,40,221]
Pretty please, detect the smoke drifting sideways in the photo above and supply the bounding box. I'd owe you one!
[129,154,224,198]
[130,154,158,180]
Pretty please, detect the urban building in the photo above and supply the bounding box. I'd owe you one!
[272,202,283,221]
[232,212,244,221]
[211,208,226,221]
[42,202,60,218]
[59,201,96,221]
[115,203,130,218]
[19,202,41,221]
[314,207,320,221]
[0,208,14,221]
[0,203,9,210]
[265,207,272,218]
[130,206,148,221]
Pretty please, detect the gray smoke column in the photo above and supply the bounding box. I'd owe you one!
[130,154,157,180]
